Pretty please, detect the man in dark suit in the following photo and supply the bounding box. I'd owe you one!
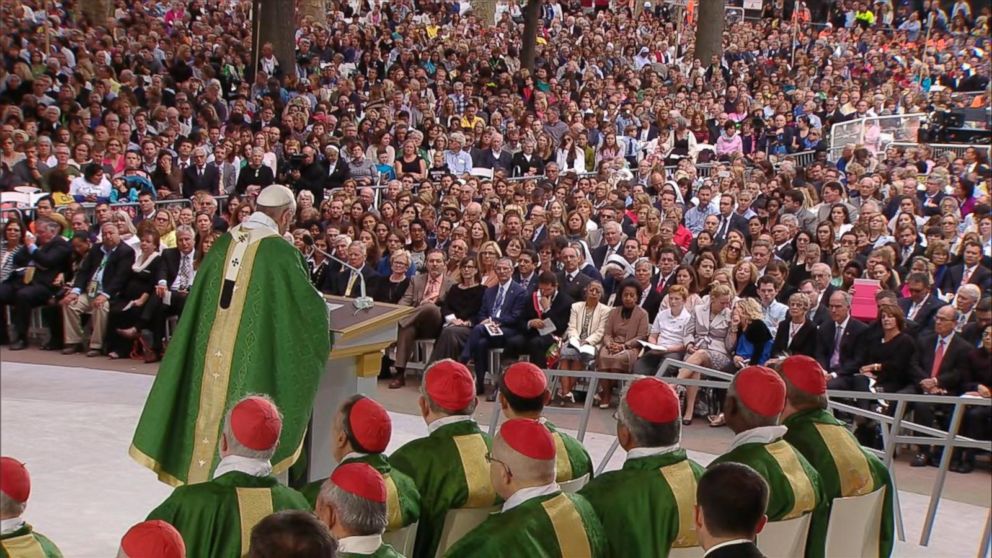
[528,204,549,246]
[505,271,573,369]
[556,246,593,302]
[323,240,379,298]
[815,291,868,394]
[0,218,72,350]
[894,225,926,277]
[141,225,197,359]
[511,249,539,293]
[696,463,769,558]
[181,147,220,197]
[652,247,679,299]
[474,135,512,172]
[910,305,973,467]
[960,297,991,347]
[917,175,948,217]
[713,193,749,244]
[899,272,946,333]
[60,221,136,356]
[941,241,991,296]
[461,257,527,395]
[591,222,625,270]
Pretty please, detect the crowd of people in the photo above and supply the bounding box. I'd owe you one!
[0,0,991,555]
[2,358,895,558]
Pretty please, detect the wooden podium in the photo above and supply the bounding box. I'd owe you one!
[305,296,414,482]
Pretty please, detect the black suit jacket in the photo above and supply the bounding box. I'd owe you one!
[10,236,72,289]
[815,318,867,377]
[898,295,945,332]
[476,149,512,172]
[181,164,220,197]
[155,248,197,289]
[591,242,623,269]
[914,333,971,394]
[71,242,136,300]
[510,152,545,177]
[323,159,349,191]
[521,290,574,336]
[512,270,539,294]
[772,319,818,357]
[557,269,593,302]
[940,264,991,296]
[895,243,926,275]
[706,541,766,558]
[714,212,749,243]
[235,164,275,195]
[323,265,380,297]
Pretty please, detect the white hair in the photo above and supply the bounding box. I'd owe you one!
[317,483,387,536]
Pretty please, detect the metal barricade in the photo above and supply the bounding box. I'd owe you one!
[779,150,817,168]
[829,113,928,161]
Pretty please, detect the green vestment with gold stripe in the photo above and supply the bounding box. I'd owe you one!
[0,524,62,558]
[338,543,406,558]
[443,492,607,558]
[146,470,310,558]
[580,449,704,558]
[390,419,496,558]
[783,408,895,558]
[301,453,421,531]
[709,436,828,558]
[544,421,593,483]
[130,222,331,486]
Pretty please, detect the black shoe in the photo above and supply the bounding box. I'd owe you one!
[486,388,498,402]
[40,342,63,351]
[8,340,27,351]
[929,454,943,467]
[910,453,930,467]
[954,460,975,474]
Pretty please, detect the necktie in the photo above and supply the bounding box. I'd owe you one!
[963,267,973,284]
[424,276,440,304]
[346,271,358,296]
[718,216,729,239]
[178,255,191,290]
[493,285,506,318]
[829,325,843,370]
[930,339,945,378]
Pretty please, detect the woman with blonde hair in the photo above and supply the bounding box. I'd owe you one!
[677,284,735,425]
[477,240,502,288]
[732,261,759,299]
[706,296,774,427]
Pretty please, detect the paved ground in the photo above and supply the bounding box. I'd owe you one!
[1,349,989,557]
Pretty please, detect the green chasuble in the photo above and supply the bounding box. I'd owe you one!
[709,434,828,558]
[338,542,406,558]
[131,221,331,485]
[443,492,607,558]
[302,453,421,531]
[783,408,895,558]
[544,421,593,483]
[0,524,62,558]
[580,449,704,558]
[147,470,310,558]
[390,419,496,558]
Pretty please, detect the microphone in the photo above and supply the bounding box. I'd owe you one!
[302,234,374,311]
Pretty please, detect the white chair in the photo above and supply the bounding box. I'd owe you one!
[433,506,497,558]
[470,167,494,180]
[0,192,31,207]
[667,546,705,558]
[824,487,886,558]
[559,473,590,493]
[756,513,812,558]
[382,521,418,556]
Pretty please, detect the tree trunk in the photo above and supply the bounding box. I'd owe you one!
[299,0,327,28]
[693,0,726,65]
[251,0,297,82]
[76,0,113,25]
[472,0,497,26]
[520,0,541,72]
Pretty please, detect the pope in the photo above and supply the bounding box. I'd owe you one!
[316,463,406,557]
[146,395,310,557]
[300,395,420,533]
[497,362,592,484]
[444,418,607,557]
[0,457,62,558]
[580,376,705,557]
[779,355,895,558]
[118,520,185,558]
[131,184,331,486]
[389,359,496,558]
[708,365,828,558]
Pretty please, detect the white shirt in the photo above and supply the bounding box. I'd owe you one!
[726,425,789,453]
[167,250,196,290]
[243,211,280,232]
[0,518,25,536]
[626,444,682,463]
[427,415,474,435]
[336,534,385,555]
[908,294,929,320]
[761,300,788,332]
[213,455,273,479]
[705,539,756,557]
[650,307,691,350]
[501,482,561,512]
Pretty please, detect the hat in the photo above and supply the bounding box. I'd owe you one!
[503,362,547,399]
[424,359,475,412]
[625,377,680,423]
[330,462,387,503]
[347,397,392,453]
[230,396,282,451]
[500,419,555,461]
[256,184,296,208]
[0,457,30,503]
[734,367,787,418]
[120,520,186,558]
[781,355,827,396]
